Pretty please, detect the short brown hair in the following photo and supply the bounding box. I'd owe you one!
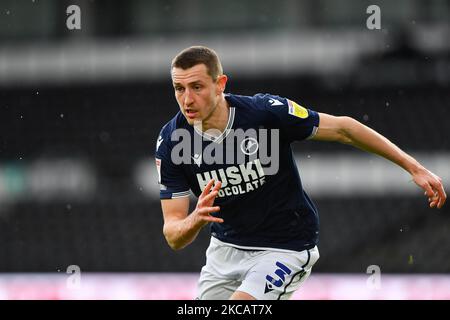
[171,46,223,80]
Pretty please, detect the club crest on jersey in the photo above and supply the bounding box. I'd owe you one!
[240,137,259,155]
[287,100,308,119]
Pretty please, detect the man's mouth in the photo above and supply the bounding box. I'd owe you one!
[185,109,198,119]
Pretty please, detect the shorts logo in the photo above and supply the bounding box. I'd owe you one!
[240,137,259,155]
[287,100,308,119]
[264,261,292,294]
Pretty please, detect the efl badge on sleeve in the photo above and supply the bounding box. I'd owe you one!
[287,100,309,119]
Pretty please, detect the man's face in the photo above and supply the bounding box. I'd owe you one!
[171,64,224,125]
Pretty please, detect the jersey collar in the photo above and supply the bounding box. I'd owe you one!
[194,103,235,144]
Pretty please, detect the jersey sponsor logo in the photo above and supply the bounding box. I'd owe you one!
[156,136,164,151]
[240,137,259,155]
[196,159,266,198]
[268,98,284,106]
[155,158,162,183]
[264,261,292,294]
[287,99,308,119]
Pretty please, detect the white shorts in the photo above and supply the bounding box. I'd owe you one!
[197,237,320,300]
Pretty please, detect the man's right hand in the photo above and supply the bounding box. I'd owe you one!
[191,179,223,228]
[161,179,223,250]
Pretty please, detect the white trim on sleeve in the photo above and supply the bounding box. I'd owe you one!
[171,191,191,198]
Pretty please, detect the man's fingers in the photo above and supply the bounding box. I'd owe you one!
[197,206,221,215]
[199,190,218,205]
[196,206,223,223]
[428,194,443,209]
[212,180,222,192]
[200,179,223,199]
[424,183,437,208]
[202,216,224,224]
[428,192,438,208]
[417,173,445,209]
[435,182,446,209]
[423,184,434,198]
[437,195,445,209]
[429,179,447,209]
[200,179,215,197]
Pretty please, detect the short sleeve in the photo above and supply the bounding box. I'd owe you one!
[255,94,320,142]
[155,129,191,200]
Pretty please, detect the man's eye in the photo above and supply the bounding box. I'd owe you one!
[194,85,202,90]
[175,87,184,92]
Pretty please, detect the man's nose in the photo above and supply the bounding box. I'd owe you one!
[184,89,194,106]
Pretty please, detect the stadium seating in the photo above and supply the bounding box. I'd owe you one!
[1,72,448,273]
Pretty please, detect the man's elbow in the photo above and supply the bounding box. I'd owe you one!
[337,116,358,145]
[163,225,185,251]
[167,240,184,251]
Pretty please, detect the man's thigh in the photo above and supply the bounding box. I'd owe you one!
[197,239,244,300]
[197,268,241,300]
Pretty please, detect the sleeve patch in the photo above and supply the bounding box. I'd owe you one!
[287,99,309,119]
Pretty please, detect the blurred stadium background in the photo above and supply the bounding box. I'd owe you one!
[0,0,449,299]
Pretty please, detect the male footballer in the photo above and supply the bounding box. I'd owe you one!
[155,46,446,300]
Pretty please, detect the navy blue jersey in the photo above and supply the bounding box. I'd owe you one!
[155,93,320,252]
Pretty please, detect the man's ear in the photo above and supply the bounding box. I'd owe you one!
[216,74,228,94]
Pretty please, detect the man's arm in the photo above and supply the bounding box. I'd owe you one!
[161,180,223,250]
[312,113,446,209]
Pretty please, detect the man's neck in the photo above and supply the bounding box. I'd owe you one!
[195,97,230,135]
